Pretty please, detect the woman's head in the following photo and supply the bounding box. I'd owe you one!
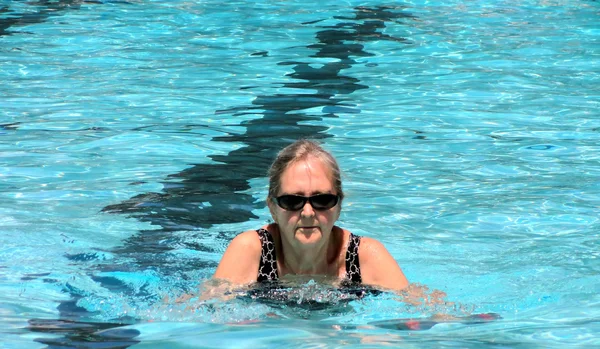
[268,139,344,201]
[267,139,344,246]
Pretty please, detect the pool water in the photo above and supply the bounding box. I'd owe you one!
[1,0,599,347]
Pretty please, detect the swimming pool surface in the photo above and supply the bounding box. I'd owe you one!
[1,0,599,347]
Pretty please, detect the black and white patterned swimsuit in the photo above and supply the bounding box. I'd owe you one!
[256,228,362,284]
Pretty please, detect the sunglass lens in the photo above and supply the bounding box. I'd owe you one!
[310,194,339,209]
[277,195,305,210]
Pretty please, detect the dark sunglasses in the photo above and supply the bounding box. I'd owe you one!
[274,194,340,211]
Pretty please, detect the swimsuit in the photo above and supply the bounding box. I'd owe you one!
[244,229,379,310]
[256,228,362,284]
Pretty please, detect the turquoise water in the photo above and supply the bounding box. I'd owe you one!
[1,0,599,347]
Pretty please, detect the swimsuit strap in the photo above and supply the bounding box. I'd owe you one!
[256,229,362,284]
[345,233,362,283]
[256,228,279,282]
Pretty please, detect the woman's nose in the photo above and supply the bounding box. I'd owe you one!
[300,201,315,216]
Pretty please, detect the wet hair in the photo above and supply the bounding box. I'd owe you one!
[268,139,344,201]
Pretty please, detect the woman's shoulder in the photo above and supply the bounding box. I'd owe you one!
[212,227,266,284]
[340,228,384,254]
[234,224,281,249]
[358,236,398,263]
[352,234,409,291]
[357,235,386,251]
[231,227,266,251]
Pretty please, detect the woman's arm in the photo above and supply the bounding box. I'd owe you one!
[213,230,262,285]
[358,237,409,291]
[359,237,448,306]
[176,231,260,303]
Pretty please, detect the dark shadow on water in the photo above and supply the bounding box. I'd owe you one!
[0,0,133,37]
[102,4,414,234]
[24,5,414,348]
[28,318,140,349]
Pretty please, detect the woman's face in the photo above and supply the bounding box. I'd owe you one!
[269,156,341,246]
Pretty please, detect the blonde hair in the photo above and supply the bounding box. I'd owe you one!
[268,139,344,200]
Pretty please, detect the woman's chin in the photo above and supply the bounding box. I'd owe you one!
[295,227,323,244]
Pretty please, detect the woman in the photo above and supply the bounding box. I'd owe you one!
[214,139,409,292]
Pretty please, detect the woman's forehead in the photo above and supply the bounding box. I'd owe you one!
[279,157,335,191]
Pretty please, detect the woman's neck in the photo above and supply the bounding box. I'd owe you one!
[277,226,343,276]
